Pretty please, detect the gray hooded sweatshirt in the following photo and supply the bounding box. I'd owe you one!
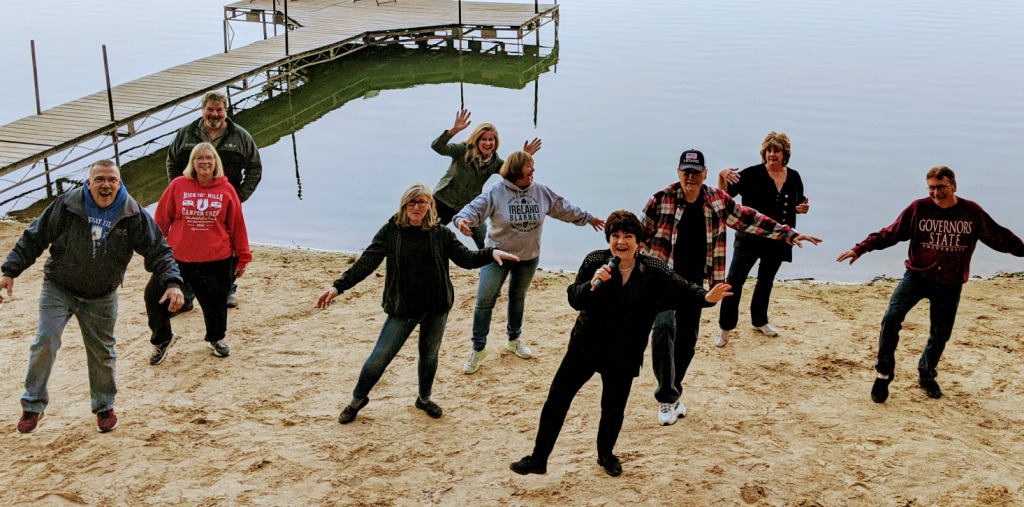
[454,178,595,261]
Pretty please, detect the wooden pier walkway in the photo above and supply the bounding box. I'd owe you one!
[0,0,557,192]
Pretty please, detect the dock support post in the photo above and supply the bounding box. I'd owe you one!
[284,0,292,92]
[30,40,53,198]
[102,45,121,167]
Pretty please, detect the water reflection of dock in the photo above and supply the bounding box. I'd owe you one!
[5,44,559,219]
[0,0,557,200]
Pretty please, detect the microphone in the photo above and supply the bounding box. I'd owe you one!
[591,256,621,290]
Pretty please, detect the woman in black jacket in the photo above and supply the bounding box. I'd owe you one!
[317,183,518,424]
[510,210,731,477]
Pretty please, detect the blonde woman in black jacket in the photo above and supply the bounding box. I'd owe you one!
[317,183,518,424]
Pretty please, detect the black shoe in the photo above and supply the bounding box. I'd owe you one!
[919,378,943,399]
[338,397,369,425]
[208,339,230,358]
[415,398,443,419]
[170,301,194,318]
[510,455,547,475]
[149,333,179,365]
[871,376,893,403]
[597,454,622,477]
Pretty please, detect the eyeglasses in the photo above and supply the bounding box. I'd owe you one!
[927,184,951,191]
[678,169,704,176]
[406,199,431,208]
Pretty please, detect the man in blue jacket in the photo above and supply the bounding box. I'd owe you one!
[1,160,184,434]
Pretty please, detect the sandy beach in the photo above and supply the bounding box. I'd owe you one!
[0,218,1022,506]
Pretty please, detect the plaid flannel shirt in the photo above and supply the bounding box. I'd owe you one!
[640,182,796,286]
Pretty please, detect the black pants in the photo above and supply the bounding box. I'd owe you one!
[146,257,233,344]
[531,348,634,463]
[718,243,783,330]
[650,301,702,404]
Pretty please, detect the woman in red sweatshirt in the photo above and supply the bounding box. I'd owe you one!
[145,142,251,362]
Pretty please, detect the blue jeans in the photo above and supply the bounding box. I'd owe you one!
[876,270,962,380]
[352,312,449,401]
[718,244,783,330]
[23,280,119,414]
[471,257,540,351]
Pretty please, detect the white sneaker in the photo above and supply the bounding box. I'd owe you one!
[752,323,779,337]
[675,399,687,418]
[658,402,678,426]
[715,329,735,347]
[505,339,533,359]
[463,349,489,374]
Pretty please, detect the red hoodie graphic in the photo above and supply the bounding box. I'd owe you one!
[155,175,252,269]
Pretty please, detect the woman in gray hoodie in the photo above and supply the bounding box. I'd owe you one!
[454,151,605,374]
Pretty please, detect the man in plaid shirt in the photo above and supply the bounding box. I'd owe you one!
[640,149,821,426]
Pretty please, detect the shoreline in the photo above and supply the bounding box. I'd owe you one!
[2,221,1023,505]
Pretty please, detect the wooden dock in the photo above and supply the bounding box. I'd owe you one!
[0,0,557,195]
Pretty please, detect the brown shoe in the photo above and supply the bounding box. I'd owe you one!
[97,409,118,433]
[17,411,43,434]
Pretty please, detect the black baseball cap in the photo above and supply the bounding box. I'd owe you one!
[678,149,705,171]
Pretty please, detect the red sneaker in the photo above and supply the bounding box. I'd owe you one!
[17,411,43,434]
[97,409,118,433]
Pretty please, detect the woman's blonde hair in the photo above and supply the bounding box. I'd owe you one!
[464,123,500,165]
[499,151,534,184]
[759,131,792,166]
[183,142,225,179]
[394,182,440,228]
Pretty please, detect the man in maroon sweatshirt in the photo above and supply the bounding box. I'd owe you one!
[837,166,1024,403]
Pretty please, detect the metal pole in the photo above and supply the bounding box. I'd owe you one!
[31,40,53,197]
[31,41,42,115]
[535,0,539,14]
[284,0,290,56]
[284,0,292,92]
[102,45,121,167]
[223,10,229,53]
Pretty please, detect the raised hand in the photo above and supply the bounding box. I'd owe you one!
[449,109,472,136]
[523,138,542,155]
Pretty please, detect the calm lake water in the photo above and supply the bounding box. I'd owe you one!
[2,0,1023,282]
